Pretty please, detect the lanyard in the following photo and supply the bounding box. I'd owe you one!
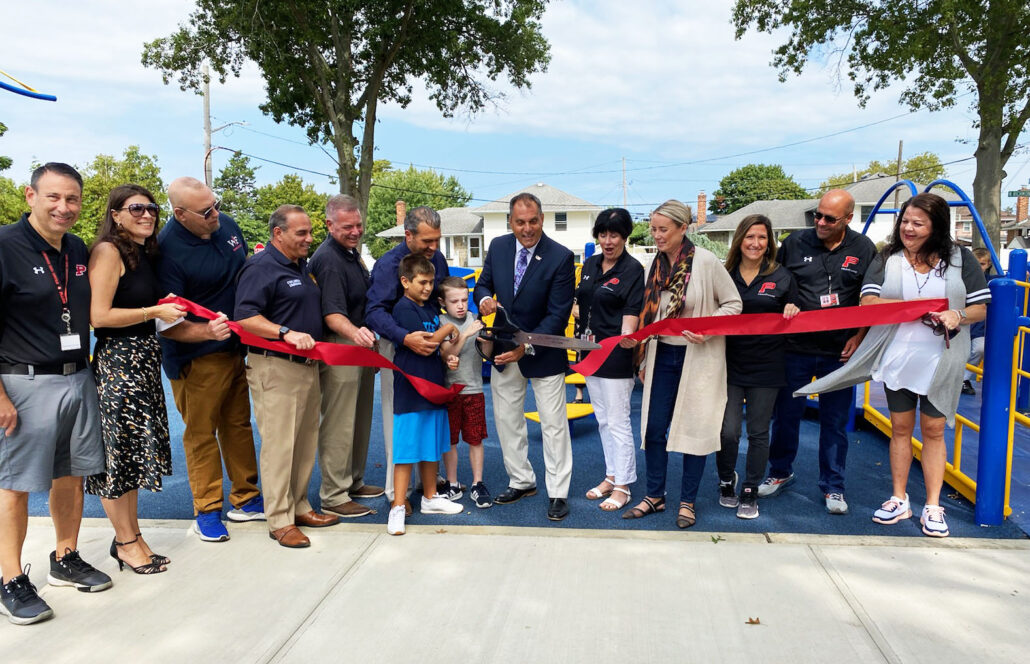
[40,251,69,306]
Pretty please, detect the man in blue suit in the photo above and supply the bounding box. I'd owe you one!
[475,193,575,521]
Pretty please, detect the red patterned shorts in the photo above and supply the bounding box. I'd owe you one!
[447,392,487,446]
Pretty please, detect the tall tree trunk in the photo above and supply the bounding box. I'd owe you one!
[972,114,1003,251]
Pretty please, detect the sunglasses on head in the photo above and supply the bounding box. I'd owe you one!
[116,203,160,218]
[920,313,959,348]
[813,211,846,224]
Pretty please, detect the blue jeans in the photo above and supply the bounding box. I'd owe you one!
[768,352,852,494]
[644,343,707,503]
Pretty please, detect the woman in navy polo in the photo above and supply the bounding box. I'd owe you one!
[716,214,798,519]
[575,208,645,512]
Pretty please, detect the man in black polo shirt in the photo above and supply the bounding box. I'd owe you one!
[158,176,264,543]
[0,163,112,626]
[309,195,381,519]
[236,204,339,548]
[761,189,877,514]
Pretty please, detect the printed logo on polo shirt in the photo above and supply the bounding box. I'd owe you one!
[227,235,242,251]
[757,281,777,296]
[803,256,813,262]
[841,256,860,272]
[75,264,87,277]
[286,278,303,288]
[601,277,620,290]
[33,266,45,275]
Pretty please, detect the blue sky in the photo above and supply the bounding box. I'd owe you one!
[2,1,1028,214]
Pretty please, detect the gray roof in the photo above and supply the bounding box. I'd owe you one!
[472,183,600,213]
[842,175,961,204]
[698,199,817,234]
[376,207,483,238]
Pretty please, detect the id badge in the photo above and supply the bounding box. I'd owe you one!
[60,333,82,351]
[819,293,840,308]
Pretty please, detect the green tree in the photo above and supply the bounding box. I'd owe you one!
[0,122,12,173]
[820,152,948,192]
[0,176,26,223]
[142,1,550,219]
[76,146,166,244]
[628,221,652,246]
[710,163,809,215]
[213,151,261,245]
[252,174,331,250]
[732,0,1030,248]
[366,164,471,259]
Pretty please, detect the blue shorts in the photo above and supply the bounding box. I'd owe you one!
[393,410,450,463]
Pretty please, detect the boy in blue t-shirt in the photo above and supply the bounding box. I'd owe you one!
[387,254,461,535]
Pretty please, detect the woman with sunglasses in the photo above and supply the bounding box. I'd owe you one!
[621,200,741,528]
[86,184,185,573]
[797,192,989,537]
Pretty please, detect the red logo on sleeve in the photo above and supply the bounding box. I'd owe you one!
[75,264,87,276]
[842,256,859,269]
[757,282,776,295]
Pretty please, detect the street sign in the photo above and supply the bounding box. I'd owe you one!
[1009,189,1030,197]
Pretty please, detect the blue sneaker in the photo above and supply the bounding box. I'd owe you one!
[227,496,266,522]
[193,510,230,542]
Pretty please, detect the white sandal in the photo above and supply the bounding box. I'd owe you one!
[585,478,615,500]
[600,487,631,511]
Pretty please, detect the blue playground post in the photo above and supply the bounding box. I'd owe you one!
[1007,250,1030,411]
[975,276,1021,525]
[583,242,595,259]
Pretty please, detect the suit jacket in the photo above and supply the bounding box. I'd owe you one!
[473,233,575,378]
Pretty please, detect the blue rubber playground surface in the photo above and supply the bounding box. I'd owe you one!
[29,371,1030,540]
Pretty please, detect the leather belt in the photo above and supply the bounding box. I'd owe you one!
[246,346,314,365]
[0,360,88,376]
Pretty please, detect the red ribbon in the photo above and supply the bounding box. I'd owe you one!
[160,296,463,405]
[571,299,949,376]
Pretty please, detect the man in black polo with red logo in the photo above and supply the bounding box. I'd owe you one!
[760,189,876,515]
[0,163,112,626]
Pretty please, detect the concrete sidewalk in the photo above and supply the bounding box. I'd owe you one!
[4,518,1028,663]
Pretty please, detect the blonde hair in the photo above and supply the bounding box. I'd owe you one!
[652,199,693,227]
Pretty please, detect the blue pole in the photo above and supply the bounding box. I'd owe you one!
[1008,250,1030,410]
[584,242,595,259]
[975,277,1020,525]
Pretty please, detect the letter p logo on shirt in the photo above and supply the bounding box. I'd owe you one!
[758,282,776,295]
[841,256,859,269]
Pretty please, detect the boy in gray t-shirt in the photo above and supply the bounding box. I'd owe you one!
[439,277,492,508]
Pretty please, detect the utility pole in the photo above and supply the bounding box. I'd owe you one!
[203,63,213,187]
[622,157,627,207]
[892,140,904,219]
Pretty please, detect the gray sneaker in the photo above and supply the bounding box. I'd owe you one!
[47,549,112,593]
[0,566,54,625]
[736,486,759,520]
[825,492,849,514]
[718,471,739,508]
[757,473,794,498]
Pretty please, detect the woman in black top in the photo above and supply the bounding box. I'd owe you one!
[717,214,798,519]
[87,185,184,574]
[575,208,645,511]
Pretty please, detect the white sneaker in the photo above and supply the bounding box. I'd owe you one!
[824,492,848,514]
[920,505,950,537]
[757,473,794,498]
[421,494,463,514]
[872,494,912,524]
[387,505,406,536]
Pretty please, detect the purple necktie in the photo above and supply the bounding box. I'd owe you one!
[514,247,529,294]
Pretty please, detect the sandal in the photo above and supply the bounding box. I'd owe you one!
[600,487,631,511]
[676,502,696,529]
[137,532,170,566]
[622,496,666,520]
[585,478,615,500]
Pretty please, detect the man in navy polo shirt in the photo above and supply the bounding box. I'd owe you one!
[365,206,449,504]
[0,163,112,626]
[158,177,264,542]
[236,205,339,548]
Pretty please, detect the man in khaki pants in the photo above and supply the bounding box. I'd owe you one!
[236,205,339,548]
[308,195,382,518]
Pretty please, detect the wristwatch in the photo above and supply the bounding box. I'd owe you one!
[278,325,290,340]
[954,309,967,321]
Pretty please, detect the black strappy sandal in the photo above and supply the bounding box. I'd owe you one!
[676,502,696,529]
[110,537,167,575]
[622,496,666,520]
[136,532,170,566]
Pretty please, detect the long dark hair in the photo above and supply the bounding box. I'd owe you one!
[882,192,954,273]
[725,214,778,276]
[92,184,160,270]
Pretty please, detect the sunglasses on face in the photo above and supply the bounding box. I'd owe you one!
[183,199,221,219]
[813,211,846,224]
[116,203,161,218]
[920,313,959,348]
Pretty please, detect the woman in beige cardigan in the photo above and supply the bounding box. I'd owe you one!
[622,200,742,528]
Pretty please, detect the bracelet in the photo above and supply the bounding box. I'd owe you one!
[142,307,149,322]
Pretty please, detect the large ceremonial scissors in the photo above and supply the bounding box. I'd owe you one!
[475,305,600,363]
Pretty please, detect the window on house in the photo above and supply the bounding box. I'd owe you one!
[468,237,481,259]
[442,237,453,259]
[554,212,567,231]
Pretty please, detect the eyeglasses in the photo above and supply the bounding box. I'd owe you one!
[920,313,959,348]
[813,211,848,224]
[116,203,161,218]
[182,199,221,219]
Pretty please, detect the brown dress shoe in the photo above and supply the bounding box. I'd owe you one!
[323,501,374,518]
[295,510,340,528]
[350,484,385,499]
[269,525,310,548]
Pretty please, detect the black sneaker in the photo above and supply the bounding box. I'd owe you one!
[718,471,739,508]
[444,483,464,501]
[47,549,112,593]
[737,486,759,520]
[470,482,492,509]
[962,380,976,395]
[1,566,54,625]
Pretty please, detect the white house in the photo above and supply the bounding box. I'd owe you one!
[376,206,485,267]
[472,183,601,262]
